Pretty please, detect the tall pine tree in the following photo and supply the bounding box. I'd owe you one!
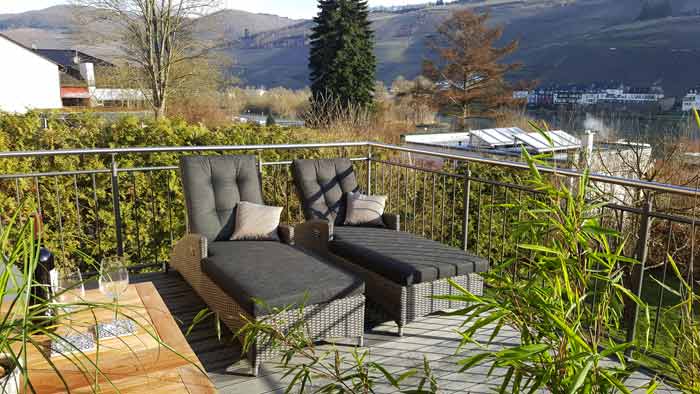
[309,0,376,108]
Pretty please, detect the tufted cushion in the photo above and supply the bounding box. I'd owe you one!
[180,155,263,242]
[291,159,359,225]
[331,226,489,286]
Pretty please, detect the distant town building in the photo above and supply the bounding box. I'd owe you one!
[514,83,665,107]
[682,89,700,111]
[0,33,62,113]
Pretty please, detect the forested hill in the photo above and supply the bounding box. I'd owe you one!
[2,0,700,95]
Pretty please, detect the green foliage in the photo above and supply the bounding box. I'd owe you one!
[0,112,368,269]
[441,143,653,392]
[651,256,700,393]
[309,0,376,108]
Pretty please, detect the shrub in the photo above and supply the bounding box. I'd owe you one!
[0,112,368,269]
[446,145,652,392]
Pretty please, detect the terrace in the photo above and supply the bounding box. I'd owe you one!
[1,142,698,393]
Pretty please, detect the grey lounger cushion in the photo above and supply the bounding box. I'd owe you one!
[292,158,359,225]
[330,227,489,286]
[203,241,365,316]
[181,155,263,242]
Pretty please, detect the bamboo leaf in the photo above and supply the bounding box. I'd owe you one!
[457,352,492,372]
[543,310,591,352]
[518,244,563,255]
[568,356,595,394]
[600,370,632,394]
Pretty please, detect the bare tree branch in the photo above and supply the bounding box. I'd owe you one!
[72,0,221,118]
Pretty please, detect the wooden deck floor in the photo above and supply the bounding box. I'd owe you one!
[133,272,678,394]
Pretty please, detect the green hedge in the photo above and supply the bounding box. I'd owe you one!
[0,112,370,269]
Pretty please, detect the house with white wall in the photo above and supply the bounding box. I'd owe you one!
[0,34,62,113]
[36,48,147,108]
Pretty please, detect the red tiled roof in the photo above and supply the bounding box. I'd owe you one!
[61,87,91,99]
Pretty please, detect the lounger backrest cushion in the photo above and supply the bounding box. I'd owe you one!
[180,155,263,242]
[292,158,359,225]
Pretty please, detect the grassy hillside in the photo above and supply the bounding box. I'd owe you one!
[0,5,74,30]
[225,0,700,94]
[191,9,301,42]
[0,6,302,57]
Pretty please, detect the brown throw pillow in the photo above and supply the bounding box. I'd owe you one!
[230,201,283,241]
[344,192,387,227]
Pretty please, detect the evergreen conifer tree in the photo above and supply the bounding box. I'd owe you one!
[309,0,376,108]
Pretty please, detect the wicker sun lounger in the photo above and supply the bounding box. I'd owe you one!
[291,158,488,336]
[170,155,365,376]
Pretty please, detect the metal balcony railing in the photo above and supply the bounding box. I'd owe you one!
[0,141,697,367]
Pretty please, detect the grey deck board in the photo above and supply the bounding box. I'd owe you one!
[132,271,677,394]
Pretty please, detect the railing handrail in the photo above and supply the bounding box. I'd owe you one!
[369,142,700,198]
[0,141,371,158]
[0,141,699,198]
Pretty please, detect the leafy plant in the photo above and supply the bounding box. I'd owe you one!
[238,302,437,394]
[439,132,653,393]
[651,255,700,393]
[652,108,700,393]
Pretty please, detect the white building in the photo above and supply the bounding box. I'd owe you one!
[403,127,583,161]
[515,85,664,106]
[0,34,62,113]
[682,90,700,111]
[402,128,652,204]
[90,88,148,106]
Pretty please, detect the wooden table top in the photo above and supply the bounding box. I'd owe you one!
[23,282,217,394]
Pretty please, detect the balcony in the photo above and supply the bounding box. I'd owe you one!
[1,142,698,393]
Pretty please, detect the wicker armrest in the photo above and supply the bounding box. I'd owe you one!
[294,219,332,255]
[383,213,400,231]
[278,223,295,245]
[170,233,208,271]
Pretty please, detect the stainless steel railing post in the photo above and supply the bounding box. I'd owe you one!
[111,154,124,257]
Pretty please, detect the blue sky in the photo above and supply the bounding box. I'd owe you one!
[0,0,428,19]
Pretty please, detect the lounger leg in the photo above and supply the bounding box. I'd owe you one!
[248,346,261,376]
[251,361,261,377]
[396,322,404,337]
[357,336,364,347]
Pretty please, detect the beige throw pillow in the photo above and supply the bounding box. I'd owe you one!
[231,201,283,241]
[344,192,387,227]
